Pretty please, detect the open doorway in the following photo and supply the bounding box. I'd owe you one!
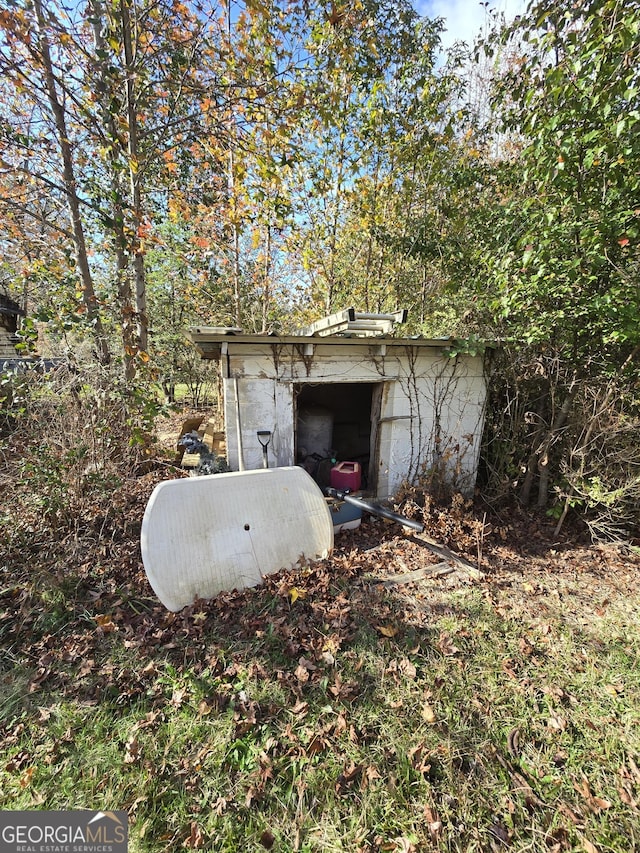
[294,382,381,492]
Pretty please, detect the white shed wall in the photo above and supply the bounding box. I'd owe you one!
[220,341,487,497]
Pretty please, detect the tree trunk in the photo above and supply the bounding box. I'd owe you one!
[120,0,148,354]
[536,373,578,509]
[228,148,242,328]
[520,390,548,506]
[261,221,272,333]
[88,0,136,380]
[33,0,110,366]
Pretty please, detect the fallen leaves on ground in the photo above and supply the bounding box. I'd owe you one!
[2,466,639,720]
[2,462,640,853]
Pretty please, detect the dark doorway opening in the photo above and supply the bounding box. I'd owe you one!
[294,382,380,492]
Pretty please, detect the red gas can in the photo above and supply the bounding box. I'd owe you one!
[330,461,362,492]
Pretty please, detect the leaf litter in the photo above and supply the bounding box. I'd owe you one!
[1,468,640,851]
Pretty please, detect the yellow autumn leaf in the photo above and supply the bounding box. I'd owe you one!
[377,625,398,638]
[289,586,307,604]
[95,613,116,632]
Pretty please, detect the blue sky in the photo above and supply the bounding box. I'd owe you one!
[414,0,528,51]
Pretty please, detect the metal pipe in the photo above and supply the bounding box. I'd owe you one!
[325,488,424,533]
[234,377,245,471]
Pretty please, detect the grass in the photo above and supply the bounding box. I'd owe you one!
[1,557,639,853]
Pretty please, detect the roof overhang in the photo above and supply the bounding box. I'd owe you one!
[188,328,456,360]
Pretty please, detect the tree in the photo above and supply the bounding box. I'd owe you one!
[287,2,455,320]
[474,0,640,526]
[1,0,112,363]
[483,0,640,359]
[1,0,226,373]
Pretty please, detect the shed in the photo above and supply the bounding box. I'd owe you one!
[0,294,24,360]
[189,310,489,498]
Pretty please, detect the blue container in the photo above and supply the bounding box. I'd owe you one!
[328,499,362,532]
